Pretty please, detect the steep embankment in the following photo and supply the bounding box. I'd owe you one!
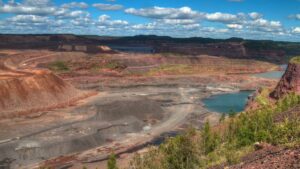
[0,52,91,118]
[271,57,300,99]
[0,70,88,118]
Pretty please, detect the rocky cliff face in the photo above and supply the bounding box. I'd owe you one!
[270,58,300,99]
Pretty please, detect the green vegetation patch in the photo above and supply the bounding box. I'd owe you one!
[90,61,126,72]
[101,61,126,70]
[48,60,69,72]
[107,153,119,169]
[255,88,271,107]
[147,64,194,76]
[290,56,300,64]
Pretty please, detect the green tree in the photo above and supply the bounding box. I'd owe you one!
[228,109,237,118]
[107,153,118,169]
[160,133,200,169]
[201,121,219,154]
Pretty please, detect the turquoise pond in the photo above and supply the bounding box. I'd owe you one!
[202,91,253,113]
[252,71,285,79]
[252,65,287,79]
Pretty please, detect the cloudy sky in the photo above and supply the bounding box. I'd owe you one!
[0,0,299,41]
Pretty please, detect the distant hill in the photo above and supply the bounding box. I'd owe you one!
[0,34,300,63]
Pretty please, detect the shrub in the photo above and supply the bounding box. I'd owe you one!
[107,153,118,169]
[228,109,237,118]
[225,149,240,165]
[290,56,300,64]
[48,60,69,72]
[271,118,300,145]
[160,130,200,169]
[130,130,201,169]
[130,147,165,169]
[254,88,270,107]
[201,121,220,154]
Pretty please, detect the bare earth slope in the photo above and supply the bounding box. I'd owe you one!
[0,71,86,118]
[0,51,90,118]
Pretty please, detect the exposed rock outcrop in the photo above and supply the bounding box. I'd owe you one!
[270,57,300,99]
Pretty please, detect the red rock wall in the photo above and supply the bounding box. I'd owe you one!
[270,62,300,99]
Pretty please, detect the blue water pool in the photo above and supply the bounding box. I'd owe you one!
[253,71,285,79]
[202,91,253,113]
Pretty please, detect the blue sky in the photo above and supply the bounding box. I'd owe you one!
[0,0,299,41]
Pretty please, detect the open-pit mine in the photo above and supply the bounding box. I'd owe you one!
[0,35,299,169]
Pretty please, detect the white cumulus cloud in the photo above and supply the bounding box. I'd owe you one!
[227,24,243,29]
[23,0,52,6]
[93,3,123,11]
[61,2,88,9]
[98,14,128,27]
[204,12,238,23]
[292,27,300,33]
[56,10,90,19]
[125,6,201,20]
[249,12,262,20]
